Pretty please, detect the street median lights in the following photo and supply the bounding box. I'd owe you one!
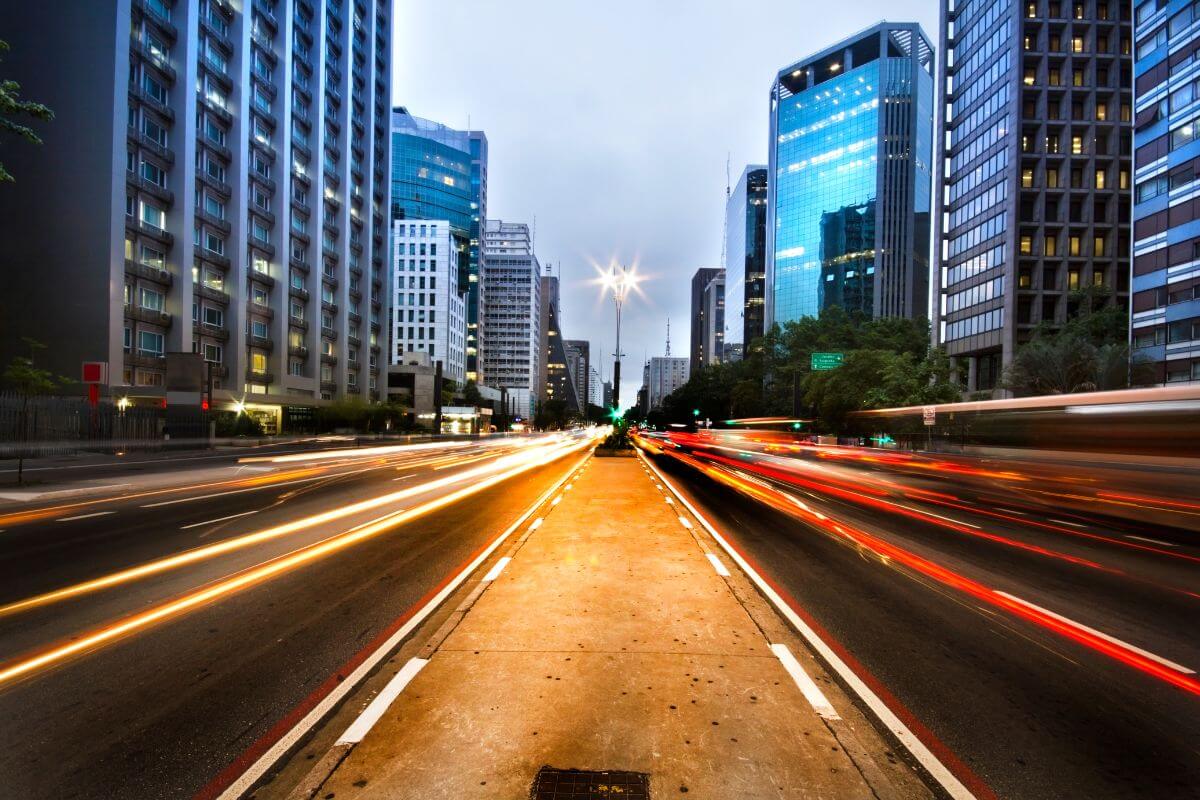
[596,264,641,414]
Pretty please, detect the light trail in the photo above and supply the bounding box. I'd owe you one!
[0,437,596,688]
[0,439,584,618]
[654,445,1200,697]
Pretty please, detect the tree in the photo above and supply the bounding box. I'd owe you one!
[2,339,61,484]
[0,40,54,183]
[462,380,483,406]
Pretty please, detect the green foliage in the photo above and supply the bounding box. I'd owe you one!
[215,410,265,437]
[0,40,54,183]
[462,379,483,406]
[316,398,408,433]
[656,307,956,432]
[1004,286,1145,396]
[2,338,58,395]
[534,398,570,430]
[599,424,632,450]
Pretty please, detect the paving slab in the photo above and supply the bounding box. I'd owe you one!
[312,456,913,799]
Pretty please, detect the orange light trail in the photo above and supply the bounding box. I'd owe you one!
[0,437,596,688]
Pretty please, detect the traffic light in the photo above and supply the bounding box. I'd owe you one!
[791,422,802,430]
[607,406,623,422]
[692,408,700,417]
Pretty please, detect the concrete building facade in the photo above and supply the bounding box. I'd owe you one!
[390,220,466,384]
[933,0,1132,393]
[0,0,394,410]
[481,220,540,411]
[689,267,724,374]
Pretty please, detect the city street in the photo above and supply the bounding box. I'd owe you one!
[0,435,593,799]
[639,432,1200,799]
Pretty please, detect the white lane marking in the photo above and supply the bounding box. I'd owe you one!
[771,643,840,720]
[482,557,512,582]
[995,591,1195,674]
[215,453,587,800]
[665,497,674,505]
[140,475,330,507]
[529,517,544,531]
[895,503,981,529]
[180,510,260,530]
[639,452,977,800]
[1125,534,1178,547]
[551,495,562,506]
[56,511,115,523]
[336,658,429,745]
[392,475,416,482]
[1050,518,1086,528]
[706,553,730,577]
[677,515,694,530]
[565,484,574,491]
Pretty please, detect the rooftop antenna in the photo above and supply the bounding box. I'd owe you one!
[665,318,671,358]
[721,153,731,268]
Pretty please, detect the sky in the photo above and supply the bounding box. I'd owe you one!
[393,0,938,409]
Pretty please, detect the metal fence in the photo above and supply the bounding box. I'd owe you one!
[0,393,167,457]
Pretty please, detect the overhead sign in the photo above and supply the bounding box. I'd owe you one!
[923,406,937,426]
[811,352,844,371]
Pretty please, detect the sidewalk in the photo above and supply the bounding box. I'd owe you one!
[298,454,928,799]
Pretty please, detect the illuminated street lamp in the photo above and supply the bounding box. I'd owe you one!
[598,265,640,412]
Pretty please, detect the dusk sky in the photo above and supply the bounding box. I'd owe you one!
[394,1,938,407]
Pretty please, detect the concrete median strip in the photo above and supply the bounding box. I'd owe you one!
[267,454,932,800]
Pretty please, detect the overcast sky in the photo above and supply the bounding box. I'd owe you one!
[393,0,938,409]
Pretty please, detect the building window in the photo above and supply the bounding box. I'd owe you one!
[138,330,164,356]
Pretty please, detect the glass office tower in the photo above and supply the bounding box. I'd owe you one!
[390,109,488,380]
[724,165,768,349]
[1132,0,1200,384]
[767,22,934,327]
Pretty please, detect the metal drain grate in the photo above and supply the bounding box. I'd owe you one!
[530,766,650,799]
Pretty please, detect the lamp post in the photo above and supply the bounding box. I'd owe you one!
[602,265,635,412]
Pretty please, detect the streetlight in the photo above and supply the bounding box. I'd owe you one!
[598,265,639,412]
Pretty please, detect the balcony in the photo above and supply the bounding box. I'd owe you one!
[133,0,177,39]
[320,353,338,365]
[288,344,309,358]
[125,305,172,326]
[133,87,174,121]
[133,174,174,204]
[289,285,310,301]
[199,16,233,52]
[197,284,230,305]
[195,248,230,270]
[347,384,361,395]
[321,301,338,314]
[197,170,232,198]
[198,209,231,234]
[251,26,274,51]
[196,91,233,125]
[289,254,309,272]
[289,316,309,330]
[254,0,278,30]
[246,369,275,383]
[250,268,275,287]
[129,129,174,164]
[248,335,274,351]
[321,326,337,340]
[320,380,337,392]
[132,219,174,245]
[133,40,176,83]
[347,334,361,348]
[193,321,230,340]
[124,259,173,285]
[249,301,274,319]
[127,352,167,369]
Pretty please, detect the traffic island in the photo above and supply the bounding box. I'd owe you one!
[286,455,932,799]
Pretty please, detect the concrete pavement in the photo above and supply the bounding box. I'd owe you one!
[293,455,931,799]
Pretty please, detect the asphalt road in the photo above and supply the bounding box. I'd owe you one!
[645,440,1200,800]
[0,435,589,799]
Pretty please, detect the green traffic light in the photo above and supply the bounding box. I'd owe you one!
[693,408,700,416]
[791,422,802,430]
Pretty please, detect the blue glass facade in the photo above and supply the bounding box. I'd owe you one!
[1132,0,1200,384]
[390,109,488,380]
[724,165,768,347]
[767,23,934,327]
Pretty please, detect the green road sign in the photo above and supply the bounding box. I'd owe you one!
[811,352,844,370]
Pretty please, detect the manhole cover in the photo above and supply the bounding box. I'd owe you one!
[531,767,650,799]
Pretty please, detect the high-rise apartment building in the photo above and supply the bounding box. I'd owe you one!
[482,220,540,407]
[390,220,466,384]
[647,357,691,410]
[538,270,577,411]
[588,364,603,407]
[689,267,724,373]
[768,22,934,328]
[390,108,487,381]
[933,0,1132,394]
[1132,0,1200,384]
[724,165,768,348]
[564,339,590,415]
[0,0,394,412]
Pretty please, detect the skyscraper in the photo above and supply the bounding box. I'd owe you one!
[0,0,394,409]
[564,339,590,415]
[538,270,576,412]
[702,273,726,368]
[647,357,690,410]
[933,1,1131,394]
[767,22,934,327]
[390,108,487,381]
[689,267,724,373]
[482,220,541,411]
[390,220,466,384]
[724,165,768,348]
[1132,0,1198,384]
